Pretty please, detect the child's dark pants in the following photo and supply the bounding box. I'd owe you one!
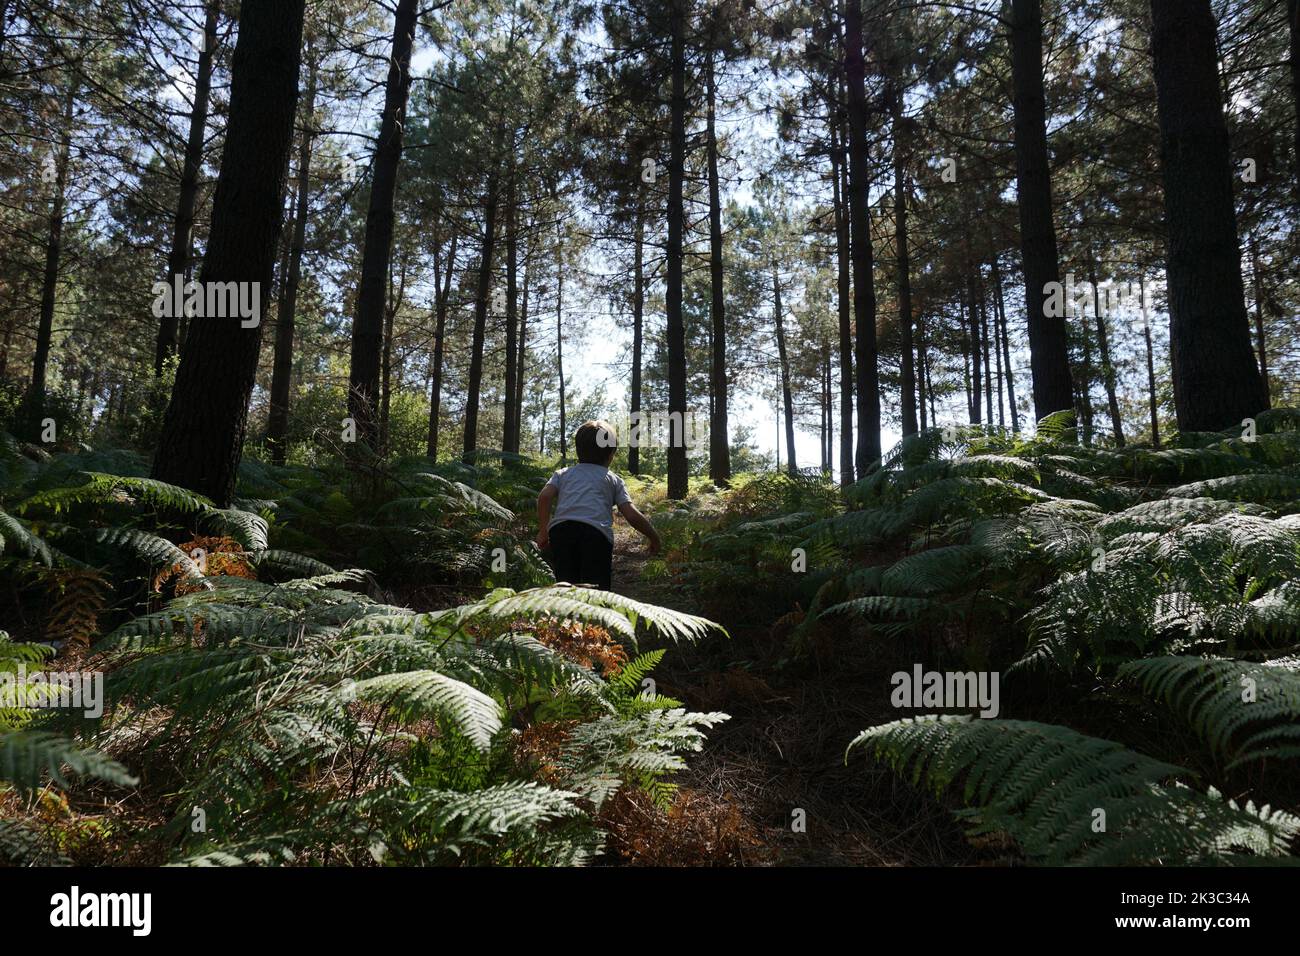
[546,520,613,591]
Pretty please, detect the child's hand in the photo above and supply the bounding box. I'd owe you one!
[646,533,662,556]
[535,529,549,551]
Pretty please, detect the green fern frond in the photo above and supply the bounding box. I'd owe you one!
[1120,656,1300,767]
[351,670,503,751]
[0,730,137,791]
[203,508,270,550]
[0,507,54,566]
[92,528,207,585]
[1168,473,1300,505]
[849,716,1295,864]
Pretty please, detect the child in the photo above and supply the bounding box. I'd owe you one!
[535,419,661,591]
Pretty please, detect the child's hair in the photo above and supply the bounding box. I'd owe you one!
[575,419,618,465]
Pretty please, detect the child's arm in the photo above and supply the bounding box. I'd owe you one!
[617,501,661,555]
[536,484,558,549]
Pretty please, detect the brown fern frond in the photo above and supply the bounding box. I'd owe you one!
[152,535,256,597]
[40,568,111,661]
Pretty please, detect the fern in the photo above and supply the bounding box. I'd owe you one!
[849,716,1298,864]
[351,670,503,751]
[1120,656,1300,767]
[0,731,137,791]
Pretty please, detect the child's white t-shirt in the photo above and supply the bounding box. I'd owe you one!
[545,463,631,543]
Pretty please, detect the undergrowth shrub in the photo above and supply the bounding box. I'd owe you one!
[656,410,1300,865]
[0,436,730,866]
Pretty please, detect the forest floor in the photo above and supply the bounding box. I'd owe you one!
[609,523,991,867]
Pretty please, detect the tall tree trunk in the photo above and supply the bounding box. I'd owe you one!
[830,114,854,484]
[925,338,937,427]
[916,313,928,431]
[992,295,1005,429]
[426,231,456,459]
[629,201,645,475]
[152,0,305,505]
[665,0,689,498]
[966,276,982,425]
[893,116,917,437]
[556,224,567,463]
[1249,232,1271,404]
[347,0,417,453]
[267,50,316,465]
[1087,253,1125,446]
[773,267,796,476]
[823,347,833,472]
[705,52,731,484]
[774,400,781,472]
[992,256,1020,433]
[502,173,520,454]
[378,259,406,454]
[463,186,498,464]
[155,0,219,375]
[1142,311,1161,447]
[28,71,77,422]
[1076,309,1095,443]
[1150,0,1268,431]
[515,242,530,447]
[1009,0,1074,423]
[977,278,987,424]
[1290,0,1299,199]
[844,0,881,473]
[959,287,973,422]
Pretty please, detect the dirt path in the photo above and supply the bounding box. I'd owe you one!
[610,525,978,867]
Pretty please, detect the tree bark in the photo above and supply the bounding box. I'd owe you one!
[991,296,1004,429]
[556,223,567,463]
[463,186,498,463]
[844,0,881,472]
[823,347,833,472]
[1076,305,1095,444]
[267,49,316,465]
[1249,232,1271,406]
[966,276,982,425]
[28,71,77,420]
[503,173,520,454]
[629,201,645,475]
[347,0,417,453]
[893,116,917,437]
[1087,253,1125,446]
[705,52,731,484]
[1009,0,1075,423]
[773,267,796,476]
[992,256,1020,433]
[1150,0,1268,431]
[959,287,973,423]
[1142,311,1161,448]
[1289,0,1299,200]
[155,0,219,375]
[426,231,456,459]
[830,113,854,484]
[980,277,993,426]
[515,241,530,448]
[378,258,406,454]
[916,313,928,431]
[665,0,689,498]
[152,0,305,505]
